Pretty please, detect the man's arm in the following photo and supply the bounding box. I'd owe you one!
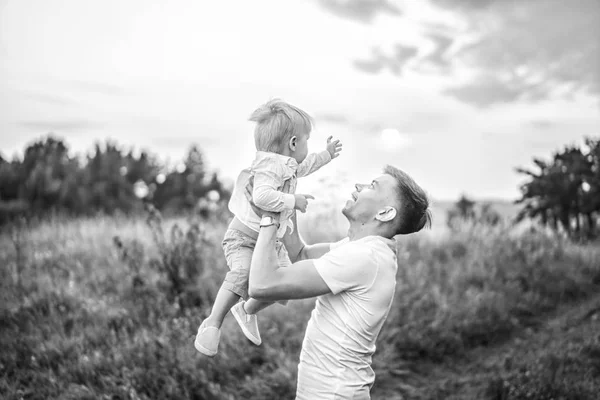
[243,180,332,262]
[282,212,333,263]
[248,222,332,301]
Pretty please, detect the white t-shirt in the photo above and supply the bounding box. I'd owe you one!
[296,235,398,400]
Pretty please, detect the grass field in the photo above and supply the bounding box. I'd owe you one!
[1,209,599,399]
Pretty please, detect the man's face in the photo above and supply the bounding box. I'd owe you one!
[342,174,398,222]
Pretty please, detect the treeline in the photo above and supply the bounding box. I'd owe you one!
[516,136,600,239]
[0,135,231,224]
[446,195,502,229]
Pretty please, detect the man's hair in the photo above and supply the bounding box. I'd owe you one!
[384,165,432,235]
[249,99,314,153]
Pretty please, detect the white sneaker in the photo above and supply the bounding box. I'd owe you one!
[194,321,220,357]
[231,301,262,345]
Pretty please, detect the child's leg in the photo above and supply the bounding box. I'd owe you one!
[203,285,240,329]
[244,298,274,314]
[196,283,239,356]
[202,229,253,328]
[236,239,292,316]
[196,229,255,356]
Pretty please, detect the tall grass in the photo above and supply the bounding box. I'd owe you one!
[1,213,599,399]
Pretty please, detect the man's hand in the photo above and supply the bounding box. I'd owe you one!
[326,136,342,159]
[294,194,314,213]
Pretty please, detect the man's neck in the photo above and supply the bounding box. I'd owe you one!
[347,221,384,241]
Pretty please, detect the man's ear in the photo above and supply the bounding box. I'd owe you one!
[288,136,297,151]
[375,206,397,222]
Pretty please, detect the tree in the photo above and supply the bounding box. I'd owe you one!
[581,138,600,233]
[0,135,230,224]
[153,145,211,212]
[447,194,501,229]
[447,194,476,228]
[479,203,501,226]
[0,157,20,201]
[19,136,74,213]
[516,136,599,239]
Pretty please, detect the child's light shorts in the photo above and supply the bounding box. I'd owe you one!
[221,228,291,303]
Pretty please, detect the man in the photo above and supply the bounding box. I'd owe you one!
[247,165,431,399]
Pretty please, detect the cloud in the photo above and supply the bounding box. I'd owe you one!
[315,109,452,137]
[353,57,385,75]
[418,33,453,72]
[353,44,419,76]
[316,0,401,24]
[443,73,551,107]
[352,32,455,76]
[22,92,75,106]
[349,0,599,107]
[434,0,600,106]
[528,120,556,130]
[20,120,105,133]
[312,111,385,133]
[70,80,125,96]
[429,0,497,11]
[315,113,351,124]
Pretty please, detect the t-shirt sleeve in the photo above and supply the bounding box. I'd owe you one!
[330,237,350,251]
[313,243,376,295]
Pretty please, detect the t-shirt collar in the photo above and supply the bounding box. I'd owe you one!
[364,235,397,253]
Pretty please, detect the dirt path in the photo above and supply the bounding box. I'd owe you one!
[380,294,600,400]
[439,294,600,399]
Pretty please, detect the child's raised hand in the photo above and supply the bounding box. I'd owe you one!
[326,136,342,159]
[294,194,315,213]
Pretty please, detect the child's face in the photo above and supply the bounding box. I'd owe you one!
[292,130,310,163]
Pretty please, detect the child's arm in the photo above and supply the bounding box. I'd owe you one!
[253,162,314,213]
[252,167,295,212]
[296,136,342,177]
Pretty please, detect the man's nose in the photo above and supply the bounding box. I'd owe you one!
[355,183,363,192]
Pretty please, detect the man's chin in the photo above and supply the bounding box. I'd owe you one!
[341,201,353,217]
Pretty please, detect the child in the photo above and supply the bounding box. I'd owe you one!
[194,99,342,356]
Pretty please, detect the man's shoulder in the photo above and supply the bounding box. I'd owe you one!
[359,236,397,255]
[329,237,396,269]
[330,237,350,250]
[335,236,386,250]
[326,238,378,265]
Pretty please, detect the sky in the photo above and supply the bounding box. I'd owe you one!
[0,0,599,201]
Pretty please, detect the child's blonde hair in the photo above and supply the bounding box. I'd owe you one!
[249,98,314,153]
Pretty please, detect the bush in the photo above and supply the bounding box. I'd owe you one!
[113,204,220,310]
[2,215,599,399]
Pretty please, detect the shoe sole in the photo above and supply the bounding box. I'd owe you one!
[194,338,217,357]
[231,305,262,346]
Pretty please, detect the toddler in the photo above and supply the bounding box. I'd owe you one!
[194,99,342,356]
